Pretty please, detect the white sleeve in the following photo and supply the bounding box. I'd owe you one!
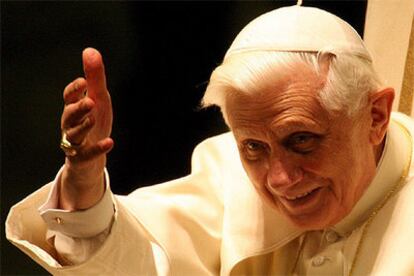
[38,168,115,265]
[37,167,170,274]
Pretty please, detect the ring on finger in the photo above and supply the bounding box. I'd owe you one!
[60,131,80,157]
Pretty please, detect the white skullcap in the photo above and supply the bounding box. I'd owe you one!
[225,5,372,61]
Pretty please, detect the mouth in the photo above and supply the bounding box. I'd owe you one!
[276,186,325,214]
[283,187,322,201]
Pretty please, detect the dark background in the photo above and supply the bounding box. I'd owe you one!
[1,1,367,274]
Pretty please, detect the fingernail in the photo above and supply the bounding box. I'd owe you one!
[84,48,97,59]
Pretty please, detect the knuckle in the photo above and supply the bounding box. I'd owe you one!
[65,130,76,143]
[63,78,85,103]
[70,124,89,141]
[77,102,88,114]
[62,105,83,128]
[82,116,94,129]
[63,84,72,99]
[79,99,93,112]
[65,104,77,117]
[61,109,71,126]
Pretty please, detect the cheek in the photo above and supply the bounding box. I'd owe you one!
[309,139,369,211]
[300,151,334,179]
[300,142,353,201]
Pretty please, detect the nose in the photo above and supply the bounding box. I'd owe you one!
[266,158,303,192]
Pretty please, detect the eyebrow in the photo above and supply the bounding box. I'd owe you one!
[232,127,266,139]
[272,122,313,136]
[233,120,326,140]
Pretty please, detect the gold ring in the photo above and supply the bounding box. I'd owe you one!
[60,132,77,156]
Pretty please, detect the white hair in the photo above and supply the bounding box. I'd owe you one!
[202,51,382,123]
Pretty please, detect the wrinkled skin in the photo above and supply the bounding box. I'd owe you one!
[226,62,394,230]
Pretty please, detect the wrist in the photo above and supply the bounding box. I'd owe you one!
[60,159,106,210]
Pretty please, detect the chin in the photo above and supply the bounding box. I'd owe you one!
[286,209,348,230]
[280,205,340,230]
[261,188,343,230]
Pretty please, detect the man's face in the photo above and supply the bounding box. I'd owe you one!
[226,63,378,230]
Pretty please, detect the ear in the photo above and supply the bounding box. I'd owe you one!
[369,88,395,145]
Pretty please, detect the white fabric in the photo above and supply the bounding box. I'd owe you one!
[225,5,371,61]
[5,112,414,275]
[38,167,114,238]
[38,169,170,271]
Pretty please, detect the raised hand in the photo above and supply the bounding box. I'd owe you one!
[59,48,114,210]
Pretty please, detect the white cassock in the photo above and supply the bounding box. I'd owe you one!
[6,112,414,275]
[6,5,414,275]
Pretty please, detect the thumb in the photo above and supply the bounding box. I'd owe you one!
[82,48,107,101]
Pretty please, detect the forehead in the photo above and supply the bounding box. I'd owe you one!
[226,64,330,137]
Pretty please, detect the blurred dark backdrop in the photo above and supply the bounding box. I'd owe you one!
[1,1,367,274]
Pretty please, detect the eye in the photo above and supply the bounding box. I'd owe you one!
[242,140,267,160]
[284,132,321,154]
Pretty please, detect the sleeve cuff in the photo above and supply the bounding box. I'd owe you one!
[39,167,115,238]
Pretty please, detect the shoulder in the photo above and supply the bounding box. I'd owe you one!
[391,112,414,131]
[114,133,242,274]
[191,132,239,172]
[118,132,240,233]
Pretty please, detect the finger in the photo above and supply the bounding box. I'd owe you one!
[70,138,114,162]
[65,115,95,145]
[82,48,107,101]
[87,138,114,158]
[61,97,94,129]
[63,78,87,105]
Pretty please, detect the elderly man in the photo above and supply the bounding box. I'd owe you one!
[6,4,414,276]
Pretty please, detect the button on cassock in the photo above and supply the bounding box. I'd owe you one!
[312,256,327,266]
[325,231,339,243]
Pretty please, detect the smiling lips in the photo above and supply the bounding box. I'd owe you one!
[281,186,322,201]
